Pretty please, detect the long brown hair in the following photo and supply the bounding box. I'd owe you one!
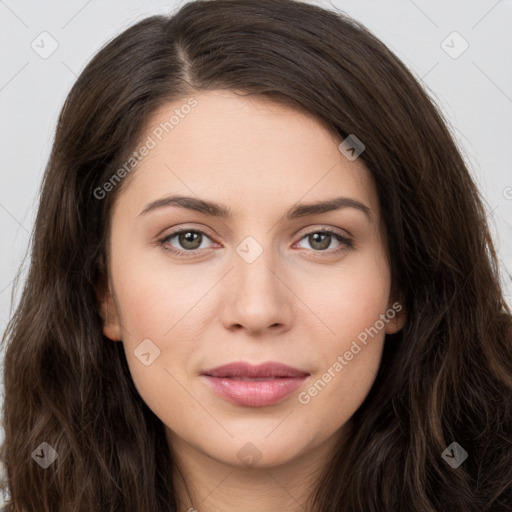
[2,1,511,510]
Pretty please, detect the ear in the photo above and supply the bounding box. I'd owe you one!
[385,296,407,335]
[95,260,123,342]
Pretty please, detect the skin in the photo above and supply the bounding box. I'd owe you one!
[98,90,406,512]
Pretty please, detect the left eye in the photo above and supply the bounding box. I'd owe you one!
[295,229,352,252]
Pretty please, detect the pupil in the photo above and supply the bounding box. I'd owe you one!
[311,233,329,250]
[181,231,200,249]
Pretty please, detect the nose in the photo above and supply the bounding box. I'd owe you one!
[220,241,294,336]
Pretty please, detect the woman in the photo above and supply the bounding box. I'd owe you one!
[1,0,511,510]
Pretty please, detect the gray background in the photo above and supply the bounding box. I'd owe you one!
[1,0,511,497]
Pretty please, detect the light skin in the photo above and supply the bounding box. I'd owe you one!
[97,90,406,511]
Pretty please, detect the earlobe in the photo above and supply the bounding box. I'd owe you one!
[385,314,406,335]
[95,275,123,342]
[100,294,123,341]
[385,298,407,335]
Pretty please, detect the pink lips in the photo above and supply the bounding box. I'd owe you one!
[201,362,310,407]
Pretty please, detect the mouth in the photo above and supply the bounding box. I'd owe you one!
[201,361,310,379]
[220,376,289,381]
[201,361,310,407]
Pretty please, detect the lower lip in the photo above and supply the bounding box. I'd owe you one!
[202,375,308,407]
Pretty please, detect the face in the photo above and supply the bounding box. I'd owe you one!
[98,90,406,471]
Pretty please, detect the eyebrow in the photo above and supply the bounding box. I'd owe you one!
[138,194,372,222]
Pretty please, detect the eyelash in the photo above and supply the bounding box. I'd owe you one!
[157,227,354,258]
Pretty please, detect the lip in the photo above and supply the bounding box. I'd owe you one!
[201,361,310,407]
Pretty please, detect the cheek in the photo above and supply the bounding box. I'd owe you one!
[114,267,204,370]
[112,247,211,340]
[296,247,391,426]
[298,290,389,438]
[298,343,384,447]
[116,276,199,431]
[306,245,392,344]
[107,248,203,408]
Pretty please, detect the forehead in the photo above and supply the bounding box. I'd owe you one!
[113,90,379,220]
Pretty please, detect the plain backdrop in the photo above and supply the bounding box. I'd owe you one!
[0,0,511,494]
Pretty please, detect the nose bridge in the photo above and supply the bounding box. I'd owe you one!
[222,231,290,332]
[233,233,281,297]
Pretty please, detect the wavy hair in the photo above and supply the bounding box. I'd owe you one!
[1,0,511,510]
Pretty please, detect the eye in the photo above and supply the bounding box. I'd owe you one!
[159,228,217,257]
[158,227,354,258]
[294,228,353,254]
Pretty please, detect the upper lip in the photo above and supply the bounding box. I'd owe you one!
[201,361,310,378]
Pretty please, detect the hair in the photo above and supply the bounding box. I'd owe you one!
[1,0,511,510]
